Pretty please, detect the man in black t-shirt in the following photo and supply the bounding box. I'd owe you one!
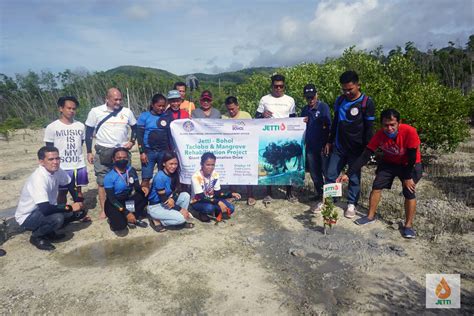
[324,71,375,218]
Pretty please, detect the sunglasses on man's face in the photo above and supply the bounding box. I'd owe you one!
[273,84,284,89]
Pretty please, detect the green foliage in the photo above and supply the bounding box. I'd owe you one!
[237,46,471,152]
[0,117,26,136]
[321,198,338,230]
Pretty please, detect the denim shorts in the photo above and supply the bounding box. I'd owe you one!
[141,149,164,180]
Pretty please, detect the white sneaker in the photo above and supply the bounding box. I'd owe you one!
[312,202,324,213]
[345,204,356,218]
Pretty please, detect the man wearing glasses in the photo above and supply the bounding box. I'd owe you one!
[324,71,376,218]
[256,74,297,203]
[300,84,331,210]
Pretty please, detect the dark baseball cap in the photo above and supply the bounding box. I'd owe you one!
[303,84,317,98]
[200,91,213,101]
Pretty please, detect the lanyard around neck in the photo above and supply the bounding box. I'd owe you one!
[114,168,129,186]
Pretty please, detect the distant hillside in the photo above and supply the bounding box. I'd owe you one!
[105,65,277,85]
[105,65,183,82]
[188,67,277,84]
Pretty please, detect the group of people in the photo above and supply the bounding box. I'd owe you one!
[12,71,423,252]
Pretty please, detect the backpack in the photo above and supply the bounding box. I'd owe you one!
[334,94,369,116]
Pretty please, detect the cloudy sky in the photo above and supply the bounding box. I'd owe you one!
[0,0,473,76]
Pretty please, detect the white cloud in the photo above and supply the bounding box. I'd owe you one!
[309,0,378,45]
[280,16,300,42]
[246,0,474,68]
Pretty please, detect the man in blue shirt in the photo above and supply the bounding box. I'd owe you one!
[324,71,376,218]
[300,84,331,205]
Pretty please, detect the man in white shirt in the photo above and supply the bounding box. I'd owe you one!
[85,88,137,218]
[15,147,83,251]
[44,96,88,220]
[256,74,297,203]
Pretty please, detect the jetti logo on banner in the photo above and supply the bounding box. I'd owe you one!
[262,123,286,131]
[426,274,460,308]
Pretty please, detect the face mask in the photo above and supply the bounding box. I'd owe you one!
[384,130,398,139]
[115,159,128,169]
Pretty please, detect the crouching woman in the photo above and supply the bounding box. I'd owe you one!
[104,147,148,232]
[191,152,241,222]
[147,151,194,232]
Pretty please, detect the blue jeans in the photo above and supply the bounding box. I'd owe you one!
[192,199,235,215]
[306,148,329,197]
[148,192,190,226]
[141,149,164,180]
[326,146,361,205]
[21,209,73,238]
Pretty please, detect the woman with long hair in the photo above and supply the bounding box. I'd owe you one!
[147,151,194,232]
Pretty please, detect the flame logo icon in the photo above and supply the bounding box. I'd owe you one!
[280,123,286,131]
[435,277,451,299]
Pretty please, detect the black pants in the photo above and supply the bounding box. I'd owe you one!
[105,192,147,231]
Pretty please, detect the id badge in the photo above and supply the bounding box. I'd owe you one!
[125,200,135,213]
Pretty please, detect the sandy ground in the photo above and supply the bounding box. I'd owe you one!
[0,129,473,315]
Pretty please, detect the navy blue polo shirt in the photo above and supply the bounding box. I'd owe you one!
[300,100,331,151]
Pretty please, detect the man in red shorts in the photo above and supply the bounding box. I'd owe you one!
[338,109,422,238]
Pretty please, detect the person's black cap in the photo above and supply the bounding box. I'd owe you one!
[303,84,317,98]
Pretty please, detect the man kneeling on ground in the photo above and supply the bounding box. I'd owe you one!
[15,146,85,251]
[337,109,422,239]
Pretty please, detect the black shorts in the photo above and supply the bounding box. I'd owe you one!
[372,163,423,200]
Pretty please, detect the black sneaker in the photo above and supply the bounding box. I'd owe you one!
[45,232,66,241]
[30,236,55,251]
[0,249,6,257]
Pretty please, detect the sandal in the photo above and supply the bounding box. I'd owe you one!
[215,210,223,222]
[80,215,92,222]
[182,222,195,229]
[135,219,148,228]
[263,195,273,203]
[247,197,256,206]
[286,194,298,203]
[148,215,167,233]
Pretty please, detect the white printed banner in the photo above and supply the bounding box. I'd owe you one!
[323,183,343,198]
[170,118,306,185]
